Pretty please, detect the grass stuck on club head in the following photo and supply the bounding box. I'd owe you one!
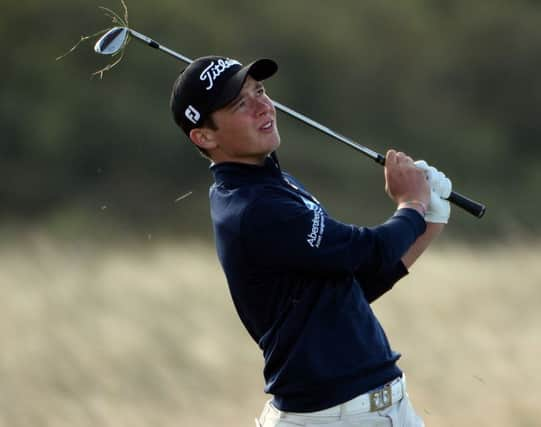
[94,27,129,55]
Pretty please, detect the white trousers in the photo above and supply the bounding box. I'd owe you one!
[256,387,424,427]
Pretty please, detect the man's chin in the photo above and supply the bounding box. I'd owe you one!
[270,132,281,150]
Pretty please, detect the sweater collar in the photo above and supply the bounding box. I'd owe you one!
[210,154,283,187]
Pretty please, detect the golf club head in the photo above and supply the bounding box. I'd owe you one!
[94,27,129,55]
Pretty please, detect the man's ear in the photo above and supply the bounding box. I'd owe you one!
[189,128,217,151]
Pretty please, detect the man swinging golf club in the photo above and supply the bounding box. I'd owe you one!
[170,56,451,427]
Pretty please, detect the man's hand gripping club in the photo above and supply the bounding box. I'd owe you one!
[384,150,452,224]
[384,150,430,217]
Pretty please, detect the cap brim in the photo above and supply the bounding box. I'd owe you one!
[245,58,278,81]
[210,58,278,112]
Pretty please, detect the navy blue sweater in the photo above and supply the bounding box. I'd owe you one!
[209,156,426,412]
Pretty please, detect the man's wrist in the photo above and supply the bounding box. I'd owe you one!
[398,200,427,218]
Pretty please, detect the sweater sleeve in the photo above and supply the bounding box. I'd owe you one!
[356,261,409,303]
[355,208,427,302]
[241,188,426,277]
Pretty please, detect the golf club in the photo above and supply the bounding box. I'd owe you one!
[94,26,486,218]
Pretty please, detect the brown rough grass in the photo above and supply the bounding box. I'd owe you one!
[0,230,539,426]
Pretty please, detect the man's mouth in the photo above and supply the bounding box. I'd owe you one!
[260,120,273,131]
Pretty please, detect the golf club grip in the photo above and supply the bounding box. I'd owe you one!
[447,191,486,218]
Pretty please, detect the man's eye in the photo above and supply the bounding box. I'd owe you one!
[233,100,245,110]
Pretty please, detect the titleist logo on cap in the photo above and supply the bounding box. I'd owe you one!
[200,58,241,90]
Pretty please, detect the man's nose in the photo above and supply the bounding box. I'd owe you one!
[254,97,271,116]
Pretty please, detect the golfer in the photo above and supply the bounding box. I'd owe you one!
[170,56,451,427]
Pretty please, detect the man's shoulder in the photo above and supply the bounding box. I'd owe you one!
[211,180,296,204]
[210,181,292,224]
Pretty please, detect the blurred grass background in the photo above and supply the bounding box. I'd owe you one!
[1,0,541,425]
[0,233,539,426]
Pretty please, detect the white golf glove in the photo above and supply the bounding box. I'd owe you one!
[414,160,452,223]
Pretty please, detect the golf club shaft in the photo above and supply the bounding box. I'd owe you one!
[129,29,193,64]
[127,29,486,218]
